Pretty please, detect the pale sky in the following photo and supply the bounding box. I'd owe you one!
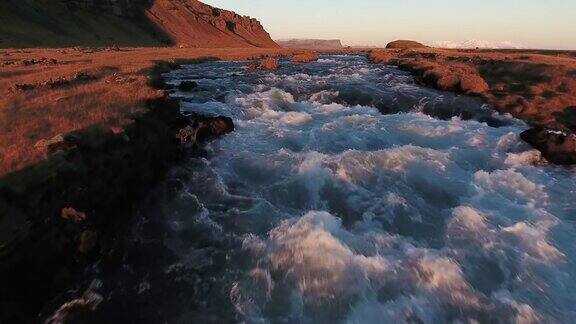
[203,0,576,50]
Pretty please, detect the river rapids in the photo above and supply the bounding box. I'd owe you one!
[95,55,576,324]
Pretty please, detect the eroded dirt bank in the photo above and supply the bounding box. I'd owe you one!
[0,60,236,322]
[0,97,185,322]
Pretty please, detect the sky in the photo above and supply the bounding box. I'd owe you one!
[203,0,576,50]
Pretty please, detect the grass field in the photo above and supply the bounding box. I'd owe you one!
[0,47,307,175]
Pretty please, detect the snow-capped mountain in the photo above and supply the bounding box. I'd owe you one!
[427,40,527,49]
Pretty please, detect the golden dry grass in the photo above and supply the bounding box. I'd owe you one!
[0,47,317,175]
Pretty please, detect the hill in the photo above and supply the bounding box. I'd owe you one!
[0,0,278,48]
[385,40,428,49]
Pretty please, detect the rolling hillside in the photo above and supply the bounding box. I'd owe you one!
[0,0,279,48]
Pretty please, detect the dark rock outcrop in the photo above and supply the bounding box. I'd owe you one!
[177,115,234,145]
[61,0,149,17]
[178,81,198,92]
[195,116,235,142]
[520,127,576,165]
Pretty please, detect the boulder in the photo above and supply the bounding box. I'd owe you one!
[291,52,319,63]
[177,116,235,146]
[178,81,198,92]
[195,116,235,142]
[246,58,279,72]
[177,125,196,144]
[34,134,67,154]
[521,127,576,165]
[33,135,59,149]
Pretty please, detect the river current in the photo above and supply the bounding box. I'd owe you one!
[96,55,576,323]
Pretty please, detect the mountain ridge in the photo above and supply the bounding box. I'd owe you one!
[0,0,279,48]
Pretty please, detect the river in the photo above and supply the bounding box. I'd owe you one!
[95,55,576,323]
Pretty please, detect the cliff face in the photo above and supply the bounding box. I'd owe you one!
[146,0,279,48]
[0,0,278,48]
[277,39,343,49]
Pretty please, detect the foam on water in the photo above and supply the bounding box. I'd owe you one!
[135,55,576,323]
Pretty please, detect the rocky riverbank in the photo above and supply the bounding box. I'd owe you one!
[370,46,576,164]
[0,61,235,322]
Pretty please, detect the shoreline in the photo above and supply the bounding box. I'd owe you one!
[369,48,576,164]
[0,62,187,322]
[1,55,241,322]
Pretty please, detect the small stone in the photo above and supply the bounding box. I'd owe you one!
[35,134,65,151]
[178,81,198,92]
[62,207,86,223]
[35,134,76,155]
[177,125,196,144]
[78,230,98,254]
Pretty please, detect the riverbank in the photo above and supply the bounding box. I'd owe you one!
[0,47,306,322]
[4,46,573,175]
[0,47,313,175]
[369,47,576,164]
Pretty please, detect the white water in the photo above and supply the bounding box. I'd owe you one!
[120,55,576,323]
